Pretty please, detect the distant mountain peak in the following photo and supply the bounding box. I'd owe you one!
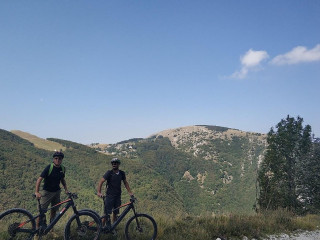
[150,125,266,149]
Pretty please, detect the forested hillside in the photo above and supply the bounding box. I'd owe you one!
[92,125,267,214]
[1,126,268,216]
[0,129,183,217]
[0,129,50,211]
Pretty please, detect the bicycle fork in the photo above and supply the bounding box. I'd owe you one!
[131,206,143,232]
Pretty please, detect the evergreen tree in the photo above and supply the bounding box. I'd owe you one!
[257,115,312,213]
[301,142,320,213]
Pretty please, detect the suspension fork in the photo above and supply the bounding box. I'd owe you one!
[71,203,83,226]
[131,205,141,229]
[72,204,79,215]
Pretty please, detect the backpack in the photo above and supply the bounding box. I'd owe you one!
[48,163,65,176]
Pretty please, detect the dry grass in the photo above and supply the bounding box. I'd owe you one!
[3,210,319,240]
[11,130,65,151]
[153,210,320,240]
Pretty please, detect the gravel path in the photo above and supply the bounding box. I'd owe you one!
[266,231,320,240]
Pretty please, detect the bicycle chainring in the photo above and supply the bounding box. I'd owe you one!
[8,222,19,237]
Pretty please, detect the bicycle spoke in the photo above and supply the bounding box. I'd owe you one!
[65,212,101,240]
[125,214,157,240]
[0,210,35,240]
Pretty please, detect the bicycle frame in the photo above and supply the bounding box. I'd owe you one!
[36,196,78,234]
[101,200,136,232]
[17,195,78,236]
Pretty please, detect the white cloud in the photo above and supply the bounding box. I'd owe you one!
[231,49,269,79]
[229,44,320,79]
[271,44,320,65]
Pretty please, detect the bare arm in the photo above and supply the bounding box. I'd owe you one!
[35,177,43,199]
[123,179,133,196]
[61,178,69,193]
[97,178,106,197]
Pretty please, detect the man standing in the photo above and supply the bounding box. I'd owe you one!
[97,158,133,228]
[35,151,69,225]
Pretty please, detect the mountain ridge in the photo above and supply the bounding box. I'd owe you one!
[88,125,267,214]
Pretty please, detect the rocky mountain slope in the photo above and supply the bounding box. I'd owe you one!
[93,125,267,214]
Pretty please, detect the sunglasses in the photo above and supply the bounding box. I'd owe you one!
[111,162,119,165]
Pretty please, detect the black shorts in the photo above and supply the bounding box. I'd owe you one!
[104,195,121,215]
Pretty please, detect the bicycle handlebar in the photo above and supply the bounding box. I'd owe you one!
[67,192,78,199]
[130,195,137,203]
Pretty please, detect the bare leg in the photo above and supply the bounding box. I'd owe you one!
[36,216,40,229]
[106,214,111,229]
[101,217,106,226]
[50,209,56,223]
[110,213,118,235]
[112,213,118,223]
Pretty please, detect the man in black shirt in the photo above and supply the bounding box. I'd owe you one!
[35,151,69,225]
[97,158,133,228]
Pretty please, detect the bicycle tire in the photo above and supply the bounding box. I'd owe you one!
[125,213,157,240]
[0,208,36,240]
[77,209,101,220]
[64,210,101,240]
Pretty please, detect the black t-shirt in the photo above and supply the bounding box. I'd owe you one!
[40,164,65,192]
[103,170,126,197]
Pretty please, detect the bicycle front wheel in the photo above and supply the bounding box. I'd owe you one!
[0,208,36,240]
[64,211,101,240]
[125,213,157,240]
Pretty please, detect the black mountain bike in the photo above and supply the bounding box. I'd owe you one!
[90,196,157,240]
[0,192,101,240]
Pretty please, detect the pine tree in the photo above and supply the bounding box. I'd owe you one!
[300,141,320,213]
[257,115,312,213]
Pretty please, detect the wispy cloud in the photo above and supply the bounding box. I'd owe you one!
[231,49,269,79]
[271,44,320,65]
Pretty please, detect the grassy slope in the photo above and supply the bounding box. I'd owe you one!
[0,129,183,217]
[11,130,66,151]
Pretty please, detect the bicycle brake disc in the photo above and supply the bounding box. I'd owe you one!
[77,224,88,236]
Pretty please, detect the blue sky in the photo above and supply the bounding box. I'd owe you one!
[1,1,319,144]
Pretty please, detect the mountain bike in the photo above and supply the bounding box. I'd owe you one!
[90,196,157,240]
[0,192,101,240]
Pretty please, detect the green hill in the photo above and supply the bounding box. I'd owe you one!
[1,126,266,217]
[93,125,267,214]
[0,129,183,217]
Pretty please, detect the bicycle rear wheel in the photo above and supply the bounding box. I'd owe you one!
[125,213,157,240]
[64,211,101,240]
[0,208,36,240]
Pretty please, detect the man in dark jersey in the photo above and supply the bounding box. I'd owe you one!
[97,158,133,228]
[35,151,69,225]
